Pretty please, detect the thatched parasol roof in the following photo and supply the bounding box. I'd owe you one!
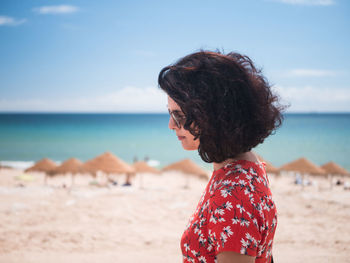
[321,161,349,176]
[264,161,279,174]
[279,157,325,175]
[255,154,279,174]
[25,158,57,174]
[51,158,83,175]
[133,161,160,174]
[162,159,208,179]
[82,152,134,174]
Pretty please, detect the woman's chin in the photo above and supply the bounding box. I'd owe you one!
[181,141,199,151]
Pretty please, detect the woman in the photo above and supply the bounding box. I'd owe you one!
[158,51,283,263]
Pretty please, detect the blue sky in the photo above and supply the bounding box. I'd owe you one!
[0,0,349,112]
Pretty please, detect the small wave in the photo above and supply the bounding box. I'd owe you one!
[0,160,61,170]
[0,161,35,170]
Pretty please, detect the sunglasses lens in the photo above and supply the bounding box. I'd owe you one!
[168,110,182,128]
[171,113,181,128]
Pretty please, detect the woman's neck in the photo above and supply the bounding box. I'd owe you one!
[213,151,258,171]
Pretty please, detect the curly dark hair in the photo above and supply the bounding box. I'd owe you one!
[158,50,284,163]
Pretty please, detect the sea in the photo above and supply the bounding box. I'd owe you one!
[0,113,349,171]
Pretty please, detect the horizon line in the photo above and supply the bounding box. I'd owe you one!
[0,111,350,115]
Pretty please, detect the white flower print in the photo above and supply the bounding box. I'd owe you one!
[199,236,206,246]
[224,201,233,210]
[241,238,249,248]
[220,232,228,245]
[220,188,231,198]
[215,208,225,215]
[240,217,250,227]
[198,256,207,263]
[218,217,226,223]
[253,218,258,229]
[209,214,218,224]
[267,239,272,247]
[236,204,245,213]
[245,232,258,246]
[245,233,253,241]
[258,245,264,257]
[223,226,233,237]
[271,217,277,230]
[222,179,231,186]
[239,168,248,175]
[234,164,242,169]
[245,174,253,180]
[191,249,200,257]
[194,227,202,235]
[249,184,255,192]
[184,255,195,263]
[181,160,277,263]
[249,167,257,176]
[238,179,246,186]
[232,216,239,224]
[207,230,216,252]
[226,169,235,176]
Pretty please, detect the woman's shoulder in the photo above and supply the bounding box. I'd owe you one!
[207,159,274,217]
[210,160,269,191]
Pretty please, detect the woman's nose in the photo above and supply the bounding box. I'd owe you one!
[168,116,177,130]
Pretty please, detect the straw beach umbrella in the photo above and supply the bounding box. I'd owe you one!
[162,159,208,188]
[133,161,160,174]
[321,161,349,188]
[133,161,160,188]
[50,158,83,186]
[279,157,325,188]
[52,158,83,175]
[255,154,279,174]
[264,162,279,175]
[25,158,57,173]
[163,159,208,178]
[82,152,134,174]
[25,158,58,185]
[279,157,325,175]
[321,161,349,176]
[82,152,134,185]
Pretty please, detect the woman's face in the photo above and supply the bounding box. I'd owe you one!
[167,96,200,151]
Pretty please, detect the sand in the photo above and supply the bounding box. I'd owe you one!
[0,168,349,263]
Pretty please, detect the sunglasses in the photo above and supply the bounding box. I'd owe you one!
[168,109,186,129]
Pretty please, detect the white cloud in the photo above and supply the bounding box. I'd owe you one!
[285,69,337,77]
[0,86,168,113]
[271,0,335,5]
[274,85,350,112]
[2,85,349,113]
[34,5,79,15]
[0,16,26,26]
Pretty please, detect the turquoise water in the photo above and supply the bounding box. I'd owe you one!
[0,113,349,171]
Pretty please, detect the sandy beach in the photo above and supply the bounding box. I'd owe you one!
[0,168,349,263]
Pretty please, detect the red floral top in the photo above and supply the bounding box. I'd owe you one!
[181,160,277,263]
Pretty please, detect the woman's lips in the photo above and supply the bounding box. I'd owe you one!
[177,136,186,141]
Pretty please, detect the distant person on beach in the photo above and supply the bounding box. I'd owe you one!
[122,173,132,187]
[158,50,284,263]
